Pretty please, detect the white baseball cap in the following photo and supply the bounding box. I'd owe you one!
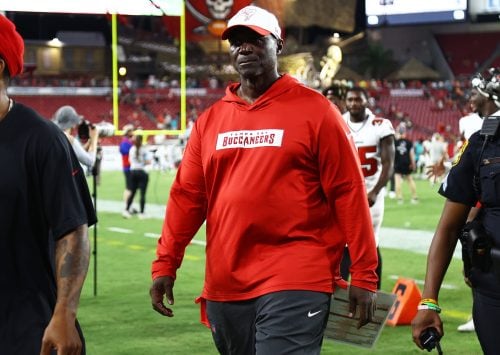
[221,5,282,40]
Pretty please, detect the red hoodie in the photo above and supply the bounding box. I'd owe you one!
[152,74,378,300]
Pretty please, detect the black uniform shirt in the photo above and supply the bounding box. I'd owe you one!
[439,130,500,296]
[394,138,413,175]
[0,102,97,353]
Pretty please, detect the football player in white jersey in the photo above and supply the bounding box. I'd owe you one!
[459,112,482,141]
[341,87,395,289]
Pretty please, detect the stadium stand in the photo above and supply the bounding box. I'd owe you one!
[377,95,461,141]
[12,89,223,145]
[435,32,500,76]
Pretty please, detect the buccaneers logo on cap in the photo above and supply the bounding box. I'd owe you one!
[239,7,256,21]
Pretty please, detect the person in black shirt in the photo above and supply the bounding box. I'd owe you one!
[412,68,500,354]
[0,15,96,354]
[394,128,418,204]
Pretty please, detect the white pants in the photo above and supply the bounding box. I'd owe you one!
[370,187,385,246]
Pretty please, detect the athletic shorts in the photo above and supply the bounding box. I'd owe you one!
[394,164,412,175]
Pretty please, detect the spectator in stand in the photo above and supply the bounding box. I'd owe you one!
[149,6,378,354]
[208,76,219,89]
[0,14,96,353]
[387,103,398,120]
[170,112,179,130]
[120,80,135,104]
[163,109,173,129]
[120,124,136,217]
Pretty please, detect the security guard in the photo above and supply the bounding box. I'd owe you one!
[411,68,500,355]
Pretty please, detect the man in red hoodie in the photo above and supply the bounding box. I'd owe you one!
[150,5,378,354]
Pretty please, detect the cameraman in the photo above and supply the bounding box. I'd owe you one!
[53,105,99,171]
[412,68,500,354]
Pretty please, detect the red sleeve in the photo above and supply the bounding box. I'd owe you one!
[151,121,207,280]
[317,106,378,292]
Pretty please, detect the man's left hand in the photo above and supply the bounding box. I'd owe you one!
[348,285,377,329]
[367,190,378,207]
[41,313,82,355]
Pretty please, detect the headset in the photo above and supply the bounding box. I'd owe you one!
[472,67,500,108]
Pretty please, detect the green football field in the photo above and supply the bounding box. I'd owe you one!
[79,170,481,354]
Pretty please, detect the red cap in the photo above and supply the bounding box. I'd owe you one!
[0,15,24,77]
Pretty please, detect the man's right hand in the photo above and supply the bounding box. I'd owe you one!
[150,276,175,317]
[89,126,99,140]
[426,161,446,182]
[411,310,443,350]
[348,285,377,329]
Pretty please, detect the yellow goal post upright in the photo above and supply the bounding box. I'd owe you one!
[112,0,187,137]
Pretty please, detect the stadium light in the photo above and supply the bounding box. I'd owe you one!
[47,38,63,47]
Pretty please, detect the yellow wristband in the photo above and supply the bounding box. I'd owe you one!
[420,298,439,306]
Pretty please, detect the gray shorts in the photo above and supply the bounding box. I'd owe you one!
[206,290,331,355]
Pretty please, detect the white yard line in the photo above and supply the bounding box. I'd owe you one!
[190,239,207,246]
[101,200,455,256]
[107,227,133,234]
[388,275,457,290]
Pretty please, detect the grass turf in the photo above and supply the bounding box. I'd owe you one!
[78,171,481,354]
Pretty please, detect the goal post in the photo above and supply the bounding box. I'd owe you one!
[112,0,187,136]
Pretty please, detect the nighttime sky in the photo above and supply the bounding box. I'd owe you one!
[8,12,112,42]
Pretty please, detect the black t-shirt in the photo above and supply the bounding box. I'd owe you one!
[439,131,500,296]
[394,138,413,174]
[0,102,97,353]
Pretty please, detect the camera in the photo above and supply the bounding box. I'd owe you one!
[419,327,441,352]
[78,120,115,140]
[95,122,115,137]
